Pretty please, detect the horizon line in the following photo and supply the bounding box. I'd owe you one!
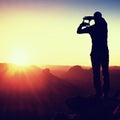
[0,62,120,68]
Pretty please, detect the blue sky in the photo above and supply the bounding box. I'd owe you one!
[0,1,119,15]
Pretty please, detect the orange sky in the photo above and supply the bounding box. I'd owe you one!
[0,1,120,66]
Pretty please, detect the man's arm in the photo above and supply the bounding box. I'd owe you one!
[77,22,90,34]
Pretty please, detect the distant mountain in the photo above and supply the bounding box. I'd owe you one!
[0,63,80,117]
[61,65,93,95]
[40,69,78,97]
[63,65,91,81]
[47,65,71,78]
[110,66,120,70]
[0,63,120,119]
[0,63,79,94]
[60,65,120,96]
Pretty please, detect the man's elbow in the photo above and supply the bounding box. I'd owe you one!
[77,29,81,34]
[77,30,79,34]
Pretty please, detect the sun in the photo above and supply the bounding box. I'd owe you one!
[10,48,30,66]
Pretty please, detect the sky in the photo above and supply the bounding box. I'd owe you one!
[0,0,120,66]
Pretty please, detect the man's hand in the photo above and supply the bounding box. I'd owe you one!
[83,16,94,21]
[77,21,90,34]
[80,21,89,27]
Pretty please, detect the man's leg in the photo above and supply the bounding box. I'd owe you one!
[102,54,110,97]
[91,55,102,96]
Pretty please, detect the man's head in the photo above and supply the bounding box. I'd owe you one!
[93,11,102,23]
[94,11,102,19]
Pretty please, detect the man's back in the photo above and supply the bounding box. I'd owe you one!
[83,17,108,55]
[90,18,107,46]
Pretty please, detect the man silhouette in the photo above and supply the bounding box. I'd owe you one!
[77,11,110,97]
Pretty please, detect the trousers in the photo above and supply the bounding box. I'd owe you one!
[91,51,110,96]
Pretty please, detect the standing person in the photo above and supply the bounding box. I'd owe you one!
[77,11,110,97]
